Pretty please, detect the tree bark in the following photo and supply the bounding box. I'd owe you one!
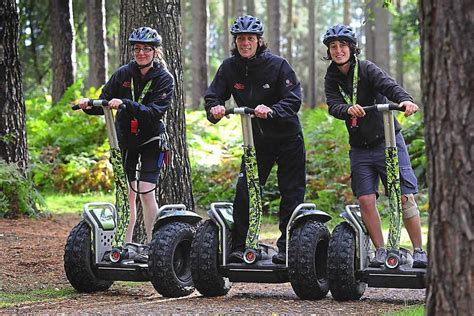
[420,1,474,315]
[343,0,351,25]
[266,0,280,56]
[224,0,231,56]
[232,0,244,17]
[0,0,28,173]
[120,0,194,242]
[307,0,316,108]
[86,0,108,89]
[246,0,255,15]
[285,0,293,64]
[394,0,403,87]
[50,0,76,104]
[364,0,390,73]
[191,0,208,109]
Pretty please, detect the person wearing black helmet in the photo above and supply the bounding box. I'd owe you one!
[204,15,305,264]
[78,26,173,258]
[323,24,427,268]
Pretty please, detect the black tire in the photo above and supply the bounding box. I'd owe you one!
[64,221,113,292]
[327,222,366,301]
[190,220,231,297]
[288,220,330,300]
[148,222,195,297]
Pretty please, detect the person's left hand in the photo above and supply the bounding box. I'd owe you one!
[108,98,124,110]
[400,100,419,117]
[254,104,273,119]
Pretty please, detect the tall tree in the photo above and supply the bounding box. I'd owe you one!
[120,0,194,240]
[246,0,255,15]
[420,0,474,314]
[307,0,316,108]
[364,0,390,73]
[0,0,28,172]
[224,0,231,56]
[50,0,76,104]
[266,0,281,55]
[232,0,244,17]
[343,0,351,25]
[394,0,404,86]
[86,0,108,89]
[285,0,293,64]
[191,0,208,109]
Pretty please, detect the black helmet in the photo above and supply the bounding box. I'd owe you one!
[230,15,264,36]
[323,24,356,46]
[129,27,162,46]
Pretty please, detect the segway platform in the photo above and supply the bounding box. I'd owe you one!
[357,265,426,289]
[95,261,150,281]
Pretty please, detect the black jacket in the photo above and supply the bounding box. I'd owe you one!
[324,58,413,148]
[204,50,302,142]
[85,60,174,149]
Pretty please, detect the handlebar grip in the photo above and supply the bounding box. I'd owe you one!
[71,104,80,110]
[72,100,125,111]
[362,103,406,113]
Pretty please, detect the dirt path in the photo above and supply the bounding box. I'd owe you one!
[0,214,425,314]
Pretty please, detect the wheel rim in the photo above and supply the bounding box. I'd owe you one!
[173,238,192,282]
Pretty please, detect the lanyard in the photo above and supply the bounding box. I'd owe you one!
[338,57,359,105]
[130,78,152,103]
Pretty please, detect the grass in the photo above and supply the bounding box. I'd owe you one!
[384,305,425,316]
[0,287,76,309]
[43,191,114,214]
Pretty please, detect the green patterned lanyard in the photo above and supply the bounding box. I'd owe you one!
[130,78,152,103]
[338,56,359,105]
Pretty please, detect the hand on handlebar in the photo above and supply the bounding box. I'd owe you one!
[77,98,92,110]
[347,104,366,118]
[108,98,124,110]
[400,101,418,117]
[254,104,273,119]
[210,105,226,120]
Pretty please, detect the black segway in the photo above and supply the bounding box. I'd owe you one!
[190,107,332,299]
[327,103,427,301]
[64,99,201,297]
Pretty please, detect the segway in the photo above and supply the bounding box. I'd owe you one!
[190,107,332,299]
[64,99,201,297]
[327,103,426,301]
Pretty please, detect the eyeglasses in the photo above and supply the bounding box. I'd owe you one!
[133,47,154,54]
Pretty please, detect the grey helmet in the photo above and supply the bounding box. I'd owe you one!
[129,27,162,46]
[323,24,356,46]
[230,15,264,36]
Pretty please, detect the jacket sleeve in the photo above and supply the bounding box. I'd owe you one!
[122,72,174,125]
[83,71,123,116]
[365,61,413,103]
[324,76,351,120]
[271,60,302,119]
[204,64,231,124]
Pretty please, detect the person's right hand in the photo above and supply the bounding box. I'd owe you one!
[78,98,91,110]
[210,105,226,120]
[347,104,366,117]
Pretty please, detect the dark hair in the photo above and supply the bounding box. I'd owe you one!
[322,41,361,61]
[230,35,268,57]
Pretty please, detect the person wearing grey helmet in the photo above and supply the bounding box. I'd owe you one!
[204,15,305,264]
[77,27,173,261]
[323,24,427,268]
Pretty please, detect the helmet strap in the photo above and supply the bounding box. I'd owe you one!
[138,61,153,69]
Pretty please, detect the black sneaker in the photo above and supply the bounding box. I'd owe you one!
[412,248,428,268]
[272,252,286,264]
[369,247,387,267]
[134,245,150,264]
[228,250,244,263]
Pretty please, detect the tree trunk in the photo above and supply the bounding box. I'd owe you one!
[224,0,230,56]
[232,0,244,17]
[0,0,28,173]
[120,0,194,242]
[50,0,76,104]
[307,0,316,108]
[285,0,293,64]
[266,0,280,56]
[364,0,390,73]
[191,0,208,109]
[420,1,474,315]
[343,0,351,25]
[246,0,255,15]
[86,0,108,89]
[394,0,403,87]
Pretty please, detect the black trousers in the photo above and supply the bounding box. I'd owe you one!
[232,133,306,253]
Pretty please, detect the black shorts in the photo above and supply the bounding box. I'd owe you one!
[122,141,165,184]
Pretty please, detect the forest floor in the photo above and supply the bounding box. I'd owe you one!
[0,214,425,314]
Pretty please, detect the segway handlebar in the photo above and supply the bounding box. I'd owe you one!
[224,107,273,118]
[362,103,406,113]
[72,99,126,110]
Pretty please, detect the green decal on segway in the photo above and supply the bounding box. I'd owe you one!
[386,146,402,250]
[244,146,262,249]
[91,208,115,230]
[110,148,130,246]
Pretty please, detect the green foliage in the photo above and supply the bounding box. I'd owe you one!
[399,113,426,187]
[26,81,113,192]
[0,161,47,218]
[383,305,425,316]
[0,287,76,308]
[43,191,114,214]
